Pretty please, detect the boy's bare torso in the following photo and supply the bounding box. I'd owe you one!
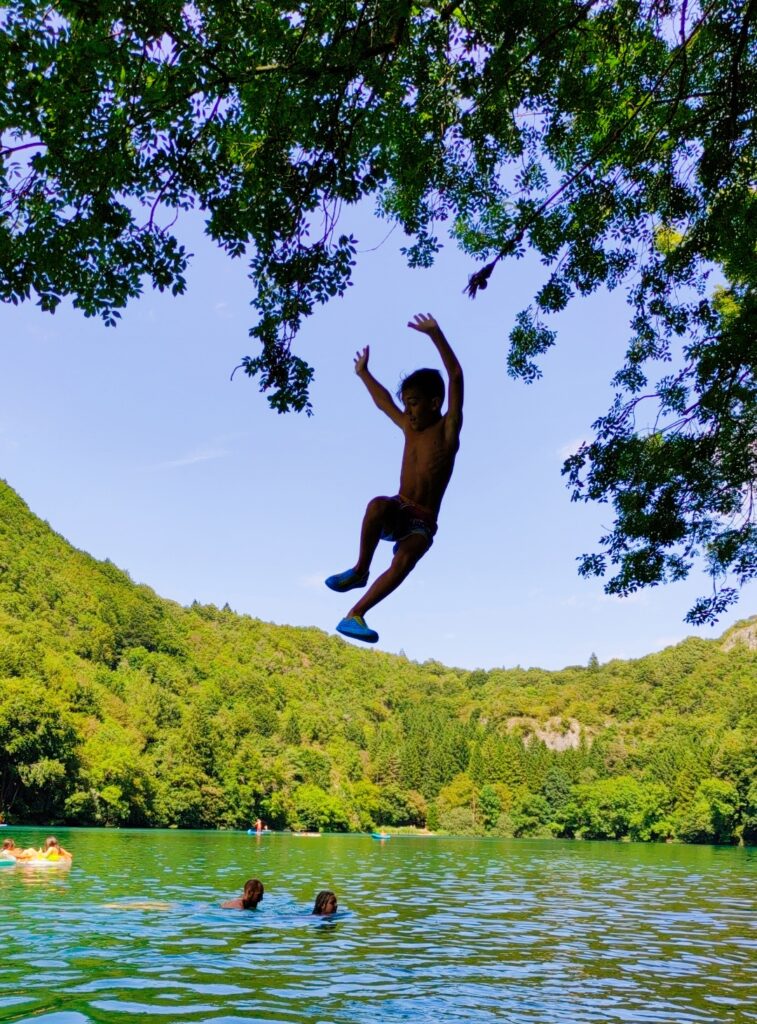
[325,313,463,643]
[398,414,459,516]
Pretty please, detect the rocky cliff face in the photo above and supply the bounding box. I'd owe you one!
[722,620,757,652]
[507,716,583,750]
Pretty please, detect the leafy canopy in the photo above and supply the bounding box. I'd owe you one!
[1,0,755,622]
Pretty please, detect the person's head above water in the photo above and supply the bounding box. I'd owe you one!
[1,838,15,851]
[397,368,444,431]
[312,890,338,916]
[241,878,264,909]
[43,836,60,851]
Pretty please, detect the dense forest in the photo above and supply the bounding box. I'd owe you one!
[1,480,755,844]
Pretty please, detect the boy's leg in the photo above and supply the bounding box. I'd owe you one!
[326,496,396,592]
[348,533,430,619]
[354,496,397,576]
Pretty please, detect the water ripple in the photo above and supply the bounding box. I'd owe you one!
[0,830,754,1024]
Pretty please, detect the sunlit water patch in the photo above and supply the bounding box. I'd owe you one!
[0,829,754,1023]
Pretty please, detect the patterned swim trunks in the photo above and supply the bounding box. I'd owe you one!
[380,495,438,550]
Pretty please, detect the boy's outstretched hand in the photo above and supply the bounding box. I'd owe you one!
[407,313,440,335]
[354,346,369,375]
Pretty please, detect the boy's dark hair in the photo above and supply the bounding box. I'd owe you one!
[242,878,264,909]
[397,368,444,403]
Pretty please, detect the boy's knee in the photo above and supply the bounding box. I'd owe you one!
[392,536,429,572]
[365,496,392,521]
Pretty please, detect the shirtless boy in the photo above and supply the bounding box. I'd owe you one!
[326,313,463,643]
[221,878,264,910]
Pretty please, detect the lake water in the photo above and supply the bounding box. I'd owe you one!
[0,828,755,1024]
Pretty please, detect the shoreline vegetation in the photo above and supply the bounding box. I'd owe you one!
[2,825,742,847]
[1,480,755,845]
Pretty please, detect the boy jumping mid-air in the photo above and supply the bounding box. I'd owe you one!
[326,313,463,643]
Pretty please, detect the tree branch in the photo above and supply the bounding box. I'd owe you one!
[0,141,47,157]
[465,0,721,297]
[727,0,756,140]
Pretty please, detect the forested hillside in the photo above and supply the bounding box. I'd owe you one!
[1,480,755,843]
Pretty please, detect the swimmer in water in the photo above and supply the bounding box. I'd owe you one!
[312,890,338,916]
[222,878,264,910]
[41,836,72,861]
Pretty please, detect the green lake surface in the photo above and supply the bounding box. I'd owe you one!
[0,828,754,1024]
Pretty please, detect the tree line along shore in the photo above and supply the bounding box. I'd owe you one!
[1,481,755,843]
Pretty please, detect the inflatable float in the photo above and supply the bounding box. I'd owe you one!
[17,858,71,867]
[11,851,72,867]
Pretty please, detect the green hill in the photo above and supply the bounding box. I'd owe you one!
[1,479,755,843]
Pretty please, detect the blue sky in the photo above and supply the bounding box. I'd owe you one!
[1,203,753,670]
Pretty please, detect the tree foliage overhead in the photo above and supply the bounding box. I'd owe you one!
[1,0,755,621]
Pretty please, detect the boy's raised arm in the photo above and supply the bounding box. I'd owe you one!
[354,346,405,427]
[407,314,463,433]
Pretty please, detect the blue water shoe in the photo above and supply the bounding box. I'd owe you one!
[325,568,368,593]
[336,615,379,644]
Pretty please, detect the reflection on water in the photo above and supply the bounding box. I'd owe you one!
[0,829,755,1024]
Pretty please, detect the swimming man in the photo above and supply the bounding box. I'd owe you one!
[222,878,264,910]
[326,313,463,643]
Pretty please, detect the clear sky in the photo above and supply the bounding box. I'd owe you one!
[1,203,753,671]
